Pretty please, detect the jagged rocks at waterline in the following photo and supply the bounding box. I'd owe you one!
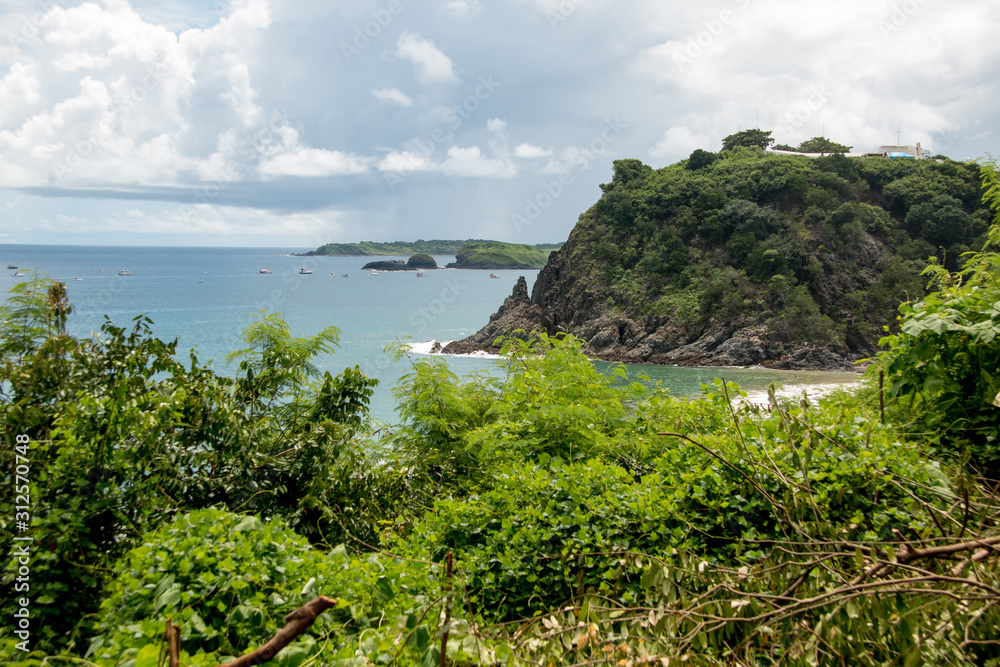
[444,275,854,370]
[441,277,554,355]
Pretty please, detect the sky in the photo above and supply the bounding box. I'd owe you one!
[1,0,998,248]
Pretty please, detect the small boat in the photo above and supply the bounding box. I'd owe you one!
[12,271,25,277]
[98,269,104,273]
[118,269,134,276]
[416,271,426,278]
[299,268,312,275]
[259,269,272,274]
[341,273,349,278]
[490,273,500,279]
[73,276,83,281]
[6,264,16,269]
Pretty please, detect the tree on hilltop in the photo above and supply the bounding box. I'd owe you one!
[721,129,774,151]
[686,149,719,170]
[798,136,853,153]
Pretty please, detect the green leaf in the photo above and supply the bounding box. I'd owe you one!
[188,612,208,634]
[134,644,160,667]
[153,574,176,599]
[375,576,395,601]
[235,515,264,532]
[155,588,181,611]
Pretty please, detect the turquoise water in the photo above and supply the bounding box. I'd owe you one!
[1,245,859,421]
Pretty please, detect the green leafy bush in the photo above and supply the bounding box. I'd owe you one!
[89,509,338,665]
[0,292,378,653]
[392,370,950,627]
[874,164,1000,467]
[88,508,479,667]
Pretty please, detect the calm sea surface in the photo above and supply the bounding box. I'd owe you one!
[1,245,859,422]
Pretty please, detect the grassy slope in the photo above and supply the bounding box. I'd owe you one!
[452,242,554,268]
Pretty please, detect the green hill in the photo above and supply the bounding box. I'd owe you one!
[448,148,992,368]
[447,242,554,269]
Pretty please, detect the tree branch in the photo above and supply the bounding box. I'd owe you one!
[215,596,337,667]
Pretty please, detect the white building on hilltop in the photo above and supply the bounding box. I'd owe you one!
[768,141,931,160]
[874,142,928,159]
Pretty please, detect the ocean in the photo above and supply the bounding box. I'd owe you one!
[0,244,859,422]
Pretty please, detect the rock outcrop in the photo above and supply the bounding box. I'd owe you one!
[442,277,555,355]
[407,254,438,269]
[446,276,856,370]
[361,260,409,271]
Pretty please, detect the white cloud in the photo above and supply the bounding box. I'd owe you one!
[0,63,41,127]
[0,0,286,189]
[440,146,516,178]
[259,148,370,178]
[395,31,457,84]
[650,120,717,159]
[632,0,1000,161]
[105,204,345,238]
[372,87,414,107]
[540,143,613,175]
[444,1,483,18]
[514,143,552,158]
[378,151,435,172]
[486,118,507,136]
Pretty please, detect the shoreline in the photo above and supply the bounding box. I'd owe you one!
[408,339,862,397]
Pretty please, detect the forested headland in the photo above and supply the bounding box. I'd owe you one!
[447,143,993,370]
[1,162,999,666]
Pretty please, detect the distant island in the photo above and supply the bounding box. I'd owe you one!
[360,243,554,271]
[302,239,562,257]
[445,242,554,269]
[362,254,438,271]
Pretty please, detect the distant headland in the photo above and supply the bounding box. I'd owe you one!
[303,240,562,270]
[299,239,562,258]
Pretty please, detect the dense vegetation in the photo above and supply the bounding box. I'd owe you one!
[1,165,998,666]
[773,136,853,154]
[447,241,554,269]
[307,239,561,257]
[544,147,991,361]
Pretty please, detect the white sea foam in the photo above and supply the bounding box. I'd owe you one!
[407,340,502,360]
[407,340,447,355]
[742,381,859,407]
[454,350,502,359]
